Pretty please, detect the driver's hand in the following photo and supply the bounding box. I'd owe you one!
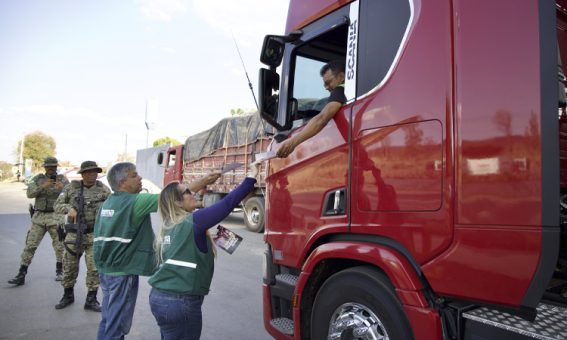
[276,139,297,158]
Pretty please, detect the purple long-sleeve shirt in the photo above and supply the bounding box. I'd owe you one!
[192,177,257,252]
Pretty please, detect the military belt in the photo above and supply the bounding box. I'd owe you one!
[67,228,94,234]
[64,223,94,234]
[36,208,54,213]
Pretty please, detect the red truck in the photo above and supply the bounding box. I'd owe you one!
[257,0,567,339]
[154,114,272,232]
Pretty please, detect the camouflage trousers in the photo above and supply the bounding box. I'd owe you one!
[61,232,99,291]
[20,222,64,266]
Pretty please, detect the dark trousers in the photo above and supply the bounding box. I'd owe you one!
[97,274,139,340]
[149,287,205,340]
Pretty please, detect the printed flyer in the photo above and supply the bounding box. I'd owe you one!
[213,225,243,254]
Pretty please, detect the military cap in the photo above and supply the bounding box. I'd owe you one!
[42,156,59,167]
[78,160,103,174]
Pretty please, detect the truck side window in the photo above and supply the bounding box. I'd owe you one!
[356,0,412,95]
[168,153,176,168]
[289,24,348,120]
[293,56,328,119]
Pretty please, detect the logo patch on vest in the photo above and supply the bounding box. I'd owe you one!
[100,209,114,217]
[164,235,171,245]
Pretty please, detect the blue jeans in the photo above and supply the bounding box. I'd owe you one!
[97,274,139,340]
[149,288,205,340]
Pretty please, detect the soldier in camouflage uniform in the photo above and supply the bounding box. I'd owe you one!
[54,161,111,312]
[8,156,69,286]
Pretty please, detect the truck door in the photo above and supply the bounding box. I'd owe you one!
[348,0,453,266]
[264,4,354,268]
[163,145,183,186]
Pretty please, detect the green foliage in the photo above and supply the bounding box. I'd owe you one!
[16,131,57,171]
[153,137,181,147]
[230,107,256,116]
[230,108,246,116]
[0,161,12,180]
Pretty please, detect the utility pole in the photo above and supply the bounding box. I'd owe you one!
[19,135,24,176]
[145,99,158,148]
[145,102,150,148]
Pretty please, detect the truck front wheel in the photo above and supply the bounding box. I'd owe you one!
[243,196,265,233]
[311,266,413,340]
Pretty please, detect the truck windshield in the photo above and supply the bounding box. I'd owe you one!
[294,56,329,114]
[289,24,348,120]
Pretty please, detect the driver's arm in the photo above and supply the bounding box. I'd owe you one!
[276,100,343,158]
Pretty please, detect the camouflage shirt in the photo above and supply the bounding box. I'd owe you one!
[55,180,111,226]
[27,173,69,211]
[27,173,69,226]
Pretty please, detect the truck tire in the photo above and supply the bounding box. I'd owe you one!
[243,196,265,233]
[311,266,414,340]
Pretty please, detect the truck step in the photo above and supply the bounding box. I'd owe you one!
[275,273,298,286]
[270,317,294,335]
[462,303,567,339]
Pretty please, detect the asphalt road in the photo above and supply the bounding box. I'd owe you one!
[0,181,271,339]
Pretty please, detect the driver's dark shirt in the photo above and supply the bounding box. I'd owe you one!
[328,84,346,104]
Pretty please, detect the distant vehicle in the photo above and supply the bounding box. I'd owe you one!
[61,168,81,182]
[137,114,273,233]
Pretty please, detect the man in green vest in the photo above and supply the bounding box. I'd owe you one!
[8,156,69,285]
[94,162,220,339]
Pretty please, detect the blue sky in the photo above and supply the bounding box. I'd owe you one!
[0,0,289,166]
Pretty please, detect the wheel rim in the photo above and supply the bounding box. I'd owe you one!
[247,206,260,226]
[327,302,389,340]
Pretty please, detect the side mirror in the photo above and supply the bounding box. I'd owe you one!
[260,31,302,68]
[288,98,298,120]
[157,152,164,166]
[259,68,290,130]
[260,36,285,68]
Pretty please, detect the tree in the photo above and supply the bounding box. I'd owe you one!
[152,137,181,147]
[16,131,57,172]
[525,111,539,138]
[230,107,256,116]
[0,161,12,180]
[230,108,246,116]
[493,110,513,136]
[402,123,424,148]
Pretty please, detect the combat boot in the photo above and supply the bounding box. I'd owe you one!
[84,290,101,312]
[7,265,28,286]
[55,262,63,281]
[55,288,74,309]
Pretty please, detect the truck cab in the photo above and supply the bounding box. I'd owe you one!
[258,0,567,339]
[163,144,184,185]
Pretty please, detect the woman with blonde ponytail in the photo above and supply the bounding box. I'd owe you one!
[148,163,261,340]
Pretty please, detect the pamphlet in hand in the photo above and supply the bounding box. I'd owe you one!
[254,150,277,163]
[221,162,243,174]
[213,225,243,254]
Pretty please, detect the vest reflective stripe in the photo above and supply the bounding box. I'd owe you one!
[94,236,132,243]
[165,259,197,269]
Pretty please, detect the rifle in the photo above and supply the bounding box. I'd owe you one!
[63,183,86,258]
